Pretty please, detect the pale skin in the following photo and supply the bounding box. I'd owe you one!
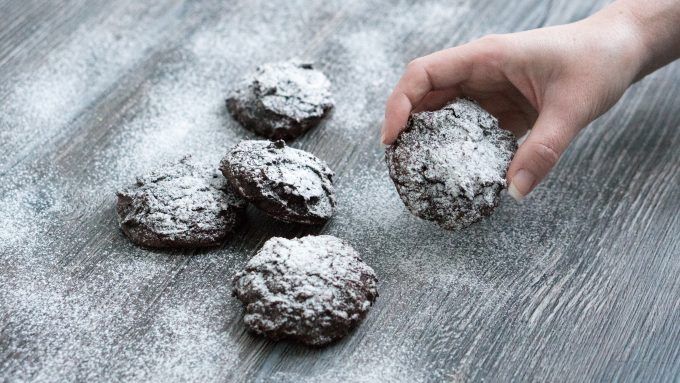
[381,0,680,201]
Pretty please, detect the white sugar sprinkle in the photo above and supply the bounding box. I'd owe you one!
[0,1,587,381]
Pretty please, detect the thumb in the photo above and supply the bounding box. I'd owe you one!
[506,108,582,201]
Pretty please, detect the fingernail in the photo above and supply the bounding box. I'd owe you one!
[508,169,536,202]
[507,183,524,202]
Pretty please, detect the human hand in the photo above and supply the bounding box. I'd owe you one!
[381,3,654,201]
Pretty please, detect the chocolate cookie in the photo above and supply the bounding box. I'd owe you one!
[226,61,334,140]
[385,98,517,230]
[233,235,378,346]
[220,140,336,225]
[116,156,247,248]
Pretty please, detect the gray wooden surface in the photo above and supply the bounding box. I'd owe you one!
[0,0,678,382]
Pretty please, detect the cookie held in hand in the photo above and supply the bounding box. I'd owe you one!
[233,235,378,346]
[220,140,336,225]
[385,98,517,230]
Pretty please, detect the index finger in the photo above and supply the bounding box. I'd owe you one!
[381,45,477,144]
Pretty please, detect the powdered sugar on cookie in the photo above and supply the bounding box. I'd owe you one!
[117,156,246,248]
[221,140,336,224]
[385,98,517,230]
[233,235,378,346]
[227,61,334,139]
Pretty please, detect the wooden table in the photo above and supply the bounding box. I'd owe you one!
[1,0,678,381]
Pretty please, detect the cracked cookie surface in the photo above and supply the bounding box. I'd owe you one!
[232,235,378,346]
[220,140,336,225]
[116,156,246,248]
[226,61,334,140]
[385,98,517,230]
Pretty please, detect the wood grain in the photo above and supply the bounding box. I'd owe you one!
[0,0,678,382]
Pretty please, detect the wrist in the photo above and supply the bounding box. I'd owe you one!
[602,0,680,79]
[584,2,651,83]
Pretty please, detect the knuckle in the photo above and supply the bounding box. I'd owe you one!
[479,33,503,45]
[479,34,507,51]
[406,57,426,73]
[476,34,508,67]
[532,140,561,168]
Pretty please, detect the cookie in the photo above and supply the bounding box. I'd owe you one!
[116,156,247,248]
[226,61,334,140]
[220,140,336,225]
[385,98,517,230]
[232,235,378,346]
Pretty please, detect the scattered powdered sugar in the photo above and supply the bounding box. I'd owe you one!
[116,156,246,248]
[0,189,40,248]
[1,1,360,378]
[385,98,518,230]
[91,0,346,186]
[0,1,179,171]
[317,1,470,137]
[233,235,378,346]
[0,0,594,381]
[221,140,336,224]
[1,247,240,382]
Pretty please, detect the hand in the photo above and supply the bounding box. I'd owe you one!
[381,4,652,201]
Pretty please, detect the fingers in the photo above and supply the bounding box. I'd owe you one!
[494,110,534,138]
[506,108,582,201]
[412,87,461,113]
[381,45,478,144]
